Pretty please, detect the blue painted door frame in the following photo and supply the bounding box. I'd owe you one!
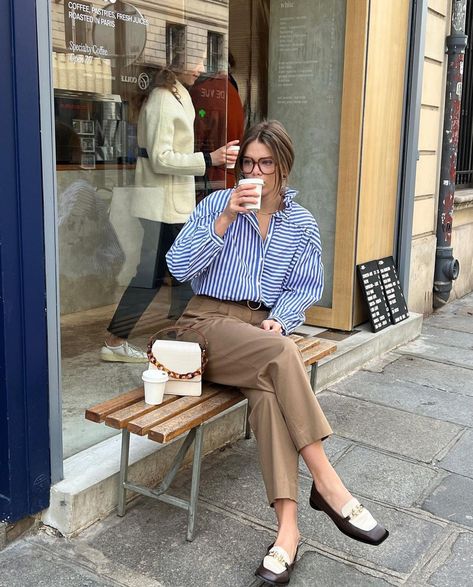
[0,0,51,521]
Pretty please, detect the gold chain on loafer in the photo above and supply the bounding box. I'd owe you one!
[267,548,290,568]
[349,503,365,520]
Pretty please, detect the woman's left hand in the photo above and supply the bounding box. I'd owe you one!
[210,140,240,167]
[260,319,283,334]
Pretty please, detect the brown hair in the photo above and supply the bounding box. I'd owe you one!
[153,67,182,102]
[235,120,294,195]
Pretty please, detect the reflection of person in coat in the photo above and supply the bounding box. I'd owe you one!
[101,61,239,363]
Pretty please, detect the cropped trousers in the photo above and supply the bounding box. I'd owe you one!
[177,296,333,505]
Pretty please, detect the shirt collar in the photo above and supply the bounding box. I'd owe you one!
[280,187,297,217]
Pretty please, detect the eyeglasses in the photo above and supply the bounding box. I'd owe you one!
[241,157,277,175]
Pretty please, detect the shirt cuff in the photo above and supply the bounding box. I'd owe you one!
[208,220,225,246]
[202,151,212,169]
[268,314,289,335]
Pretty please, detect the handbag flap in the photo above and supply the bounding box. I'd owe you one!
[151,339,202,381]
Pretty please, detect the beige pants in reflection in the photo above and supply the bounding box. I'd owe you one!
[177,296,333,505]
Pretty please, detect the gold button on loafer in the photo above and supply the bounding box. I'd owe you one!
[309,483,389,546]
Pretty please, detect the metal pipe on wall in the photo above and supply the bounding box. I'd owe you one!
[433,0,468,308]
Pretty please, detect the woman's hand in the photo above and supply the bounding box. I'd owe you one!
[260,319,283,334]
[214,183,261,237]
[210,140,240,167]
[222,183,260,220]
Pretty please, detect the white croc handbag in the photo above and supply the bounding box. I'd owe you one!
[147,327,208,397]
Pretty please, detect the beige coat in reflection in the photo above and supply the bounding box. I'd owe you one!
[131,80,206,224]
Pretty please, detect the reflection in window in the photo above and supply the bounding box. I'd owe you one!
[207,31,224,73]
[50,0,230,459]
[166,23,186,67]
[64,1,91,46]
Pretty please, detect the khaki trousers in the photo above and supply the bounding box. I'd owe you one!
[177,296,333,505]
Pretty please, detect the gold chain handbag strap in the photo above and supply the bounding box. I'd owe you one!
[147,326,209,380]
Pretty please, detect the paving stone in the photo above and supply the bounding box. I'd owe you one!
[330,367,473,426]
[435,292,473,308]
[296,478,443,575]
[398,335,473,370]
[181,446,275,526]
[430,295,473,314]
[424,313,473,334]
[290,548,393,586]
[176,446,443,575]
[439,430,473,478]
[421,325,473,350]
[422,474,473,528]
[235,434,351,469]
[0,542,112,587]
[334,446,439,507]
[87,497,271,587]
[381,355,473,398]
[427,533,473,587]
[318,393,461,462]
[226,435,352,487]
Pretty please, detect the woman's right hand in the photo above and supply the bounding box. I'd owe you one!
[214,184,261,237]
[221,183,260,222]
[210,140,240,167]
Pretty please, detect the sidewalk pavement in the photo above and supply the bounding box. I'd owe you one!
[1,293,473,587]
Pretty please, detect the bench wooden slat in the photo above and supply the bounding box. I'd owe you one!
[289,334,304,343]
[296,337,321,353]
[148,390,245,443]
[105,394,179,429]
[127,388,222,436]
[302,340,337,365]
[85,387,144,423]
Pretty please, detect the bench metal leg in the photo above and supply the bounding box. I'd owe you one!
[117,429,130,517]
[310,364,318,392]
[245,400,252,439]
[116,425,206,541]
[187,425,204,541]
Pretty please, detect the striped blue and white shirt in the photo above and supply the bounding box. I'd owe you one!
[166,188,324,334]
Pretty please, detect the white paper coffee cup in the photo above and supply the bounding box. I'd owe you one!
[226,145,240,169]
[238,178,264,210]
[142,369,168,405]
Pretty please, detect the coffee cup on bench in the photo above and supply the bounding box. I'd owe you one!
[142,369,168,405]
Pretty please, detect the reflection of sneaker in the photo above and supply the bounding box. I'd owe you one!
[100,341,148,363]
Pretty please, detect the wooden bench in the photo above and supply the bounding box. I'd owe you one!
[85,335,336,541]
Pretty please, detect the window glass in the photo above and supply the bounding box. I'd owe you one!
[51,0,232,458]
[51,0,345,459]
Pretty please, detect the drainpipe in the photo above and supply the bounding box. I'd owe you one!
[433,0,468,308]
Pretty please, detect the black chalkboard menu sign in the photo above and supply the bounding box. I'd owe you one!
[357,257,409,332]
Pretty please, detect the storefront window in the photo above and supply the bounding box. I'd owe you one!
[51,0,346,460]
[51,0,232,457]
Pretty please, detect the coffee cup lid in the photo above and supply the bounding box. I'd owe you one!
[238,178,264,185]
[142,369,168,383]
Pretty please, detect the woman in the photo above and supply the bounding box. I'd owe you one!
[101,60,239,363]
[167,120,388,585]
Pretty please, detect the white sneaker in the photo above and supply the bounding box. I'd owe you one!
[100,341,148,363]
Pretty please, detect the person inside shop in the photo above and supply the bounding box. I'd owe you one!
[190,52,245,198]
[167,120,389,585]
[100,54,239,363]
